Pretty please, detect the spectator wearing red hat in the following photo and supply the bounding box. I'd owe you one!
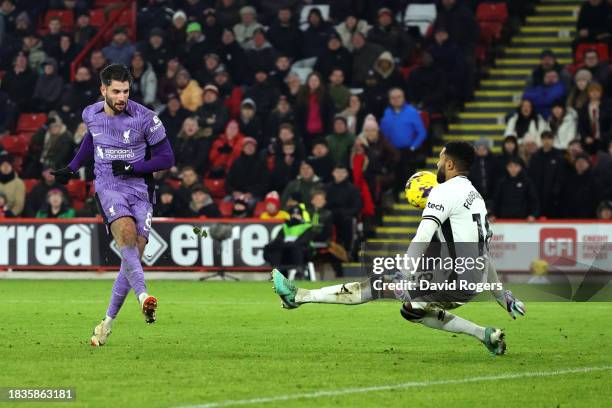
[0,153,24,216]
[209,119,245,178]
[260,191,290,220]
[35,188,75,218]
[227,137,270,201]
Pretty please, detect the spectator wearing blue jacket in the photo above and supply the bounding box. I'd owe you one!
[523,70,566,119]
[102,27,136,67]
[380,87,427,193]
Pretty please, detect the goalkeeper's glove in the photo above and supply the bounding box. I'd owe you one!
[112,160,135,177]
[496,289,526,319]
[51,167,74,184]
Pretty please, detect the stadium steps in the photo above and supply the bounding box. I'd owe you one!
[360,0,581,254]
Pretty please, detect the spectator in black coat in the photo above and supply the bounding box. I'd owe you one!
[492,157,540,221]
[56,34,80,82]
[226,137,270,201]
[216,0,241,29]
[202,8,223,45]
[495,135,520,175]
[351,32,385,86]
[582,48,610,86]
[0,91,17,135]
[270,140,301,193]
[592,140,612,199]
[273,123,306,164]
[42,16,63,59]
[469,138,498,205]
[575,0,608,45]
[238,98,264,146]
[196,84,230,139]
[563,153,601,218]
[175,166,201,209]
[266,7,303,61]
[406,51,447,114]
[527,131,566,218]
[269,55,292,94]
[309,139,334,183]
[154,185,180,217]
[0,52,35,111]
[265,95,296,148]
[310,189,333,242]
[244,69,281,124]
[367,7,415,63]
[143,27,175,77]
[23,115,73,179]
[159,94,191,145]
[24,166,70,216]
[60,66,99,122]
[429,26,469,104]
[325,165,363,250]
[31,58,63,112]
[173,117,211,175]
[244,28,277,77]
[193,52,223,87]
[184,184,221,218]
[181,22,212,73]
[74,12,97,47]
[313,31,353,83]
[301,7,334,59]
[433,0,479,54]
[217,28,249,85]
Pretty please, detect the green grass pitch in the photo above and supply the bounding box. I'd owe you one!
[1,280,611,407]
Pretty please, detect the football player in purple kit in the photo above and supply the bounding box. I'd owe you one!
[52,64,175,346]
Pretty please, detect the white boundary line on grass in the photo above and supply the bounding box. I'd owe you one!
[175,366,612,408]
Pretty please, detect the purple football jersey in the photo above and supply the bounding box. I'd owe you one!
[82,99,166,201]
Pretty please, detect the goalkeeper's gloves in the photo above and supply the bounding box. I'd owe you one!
[496,289,526,319]
[112,160,135,177]
[51,167,74,184]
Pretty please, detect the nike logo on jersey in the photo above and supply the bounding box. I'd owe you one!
[124,165,131,171]
[92,132,102,137]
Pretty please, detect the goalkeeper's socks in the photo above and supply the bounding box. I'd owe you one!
[295,282,372,304]
[103,315,114,330]
[119,246,147,297]
[419,311,486,341]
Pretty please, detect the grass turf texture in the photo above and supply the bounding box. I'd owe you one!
[1,280,611,408]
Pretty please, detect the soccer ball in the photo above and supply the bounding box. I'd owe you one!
[404,171,438,209]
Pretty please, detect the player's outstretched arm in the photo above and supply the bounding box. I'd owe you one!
[112,138,175,176]
[51,131,94,184]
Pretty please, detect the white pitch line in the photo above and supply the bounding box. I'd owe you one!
[175,366,612,408]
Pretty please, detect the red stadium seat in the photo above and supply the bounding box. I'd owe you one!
[23,179,39,194]
[44,10,74,32]
[204,178,226,199]
[0,70,5,80]
[219,201,233,217]
[575,43,609,63]
[89,9,106,28]
[72,200,84,211]
[0,135,28,156]
[16,113,47,133]
[66,179,87,201]
[476,2,508,23]
[253,201,267,217]
[165,178,181,191]
[479,21,503,44]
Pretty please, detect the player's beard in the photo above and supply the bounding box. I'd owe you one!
[105,96,126,114]
[436,166,446,184]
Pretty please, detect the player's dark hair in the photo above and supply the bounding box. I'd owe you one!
[100,63,132,86]
[444,141,475,172]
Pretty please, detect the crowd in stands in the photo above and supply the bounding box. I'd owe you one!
[1,1,611,261]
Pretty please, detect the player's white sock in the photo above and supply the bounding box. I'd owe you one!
[295,282,372,305]
[419,310,486,341]
[138,292,149,305]
[102,315,114,330]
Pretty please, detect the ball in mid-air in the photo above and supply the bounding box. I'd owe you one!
[405,171,438,209]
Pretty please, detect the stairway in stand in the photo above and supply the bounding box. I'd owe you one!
[341,0,582,276]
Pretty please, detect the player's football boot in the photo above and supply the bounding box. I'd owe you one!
[482,327,506,356]
[496,290,526,319]
[271,269,299,309]
[141,295,158,324]
[90,321,111,347]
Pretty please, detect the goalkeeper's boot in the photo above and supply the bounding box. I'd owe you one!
[90,321,111,347]
[271,269,299,309]
[496,290,526,319]
[141,295,158,324]
[482,327,506,356]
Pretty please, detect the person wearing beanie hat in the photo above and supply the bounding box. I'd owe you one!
[326,114,356,166]
[309,138,334,183]
[23,112,73,178]
[0,152,24,216]
[491,153,539,221]
[260,191,290,220]
[196,79,229,138]
[226,132,270,202]
[234,5,263,47]
[238,97,264,146]
[184,183,221,218]
[231,194,252,218]
[566,69,593,111]
[527,130,566,218]
[562,149,602,218]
